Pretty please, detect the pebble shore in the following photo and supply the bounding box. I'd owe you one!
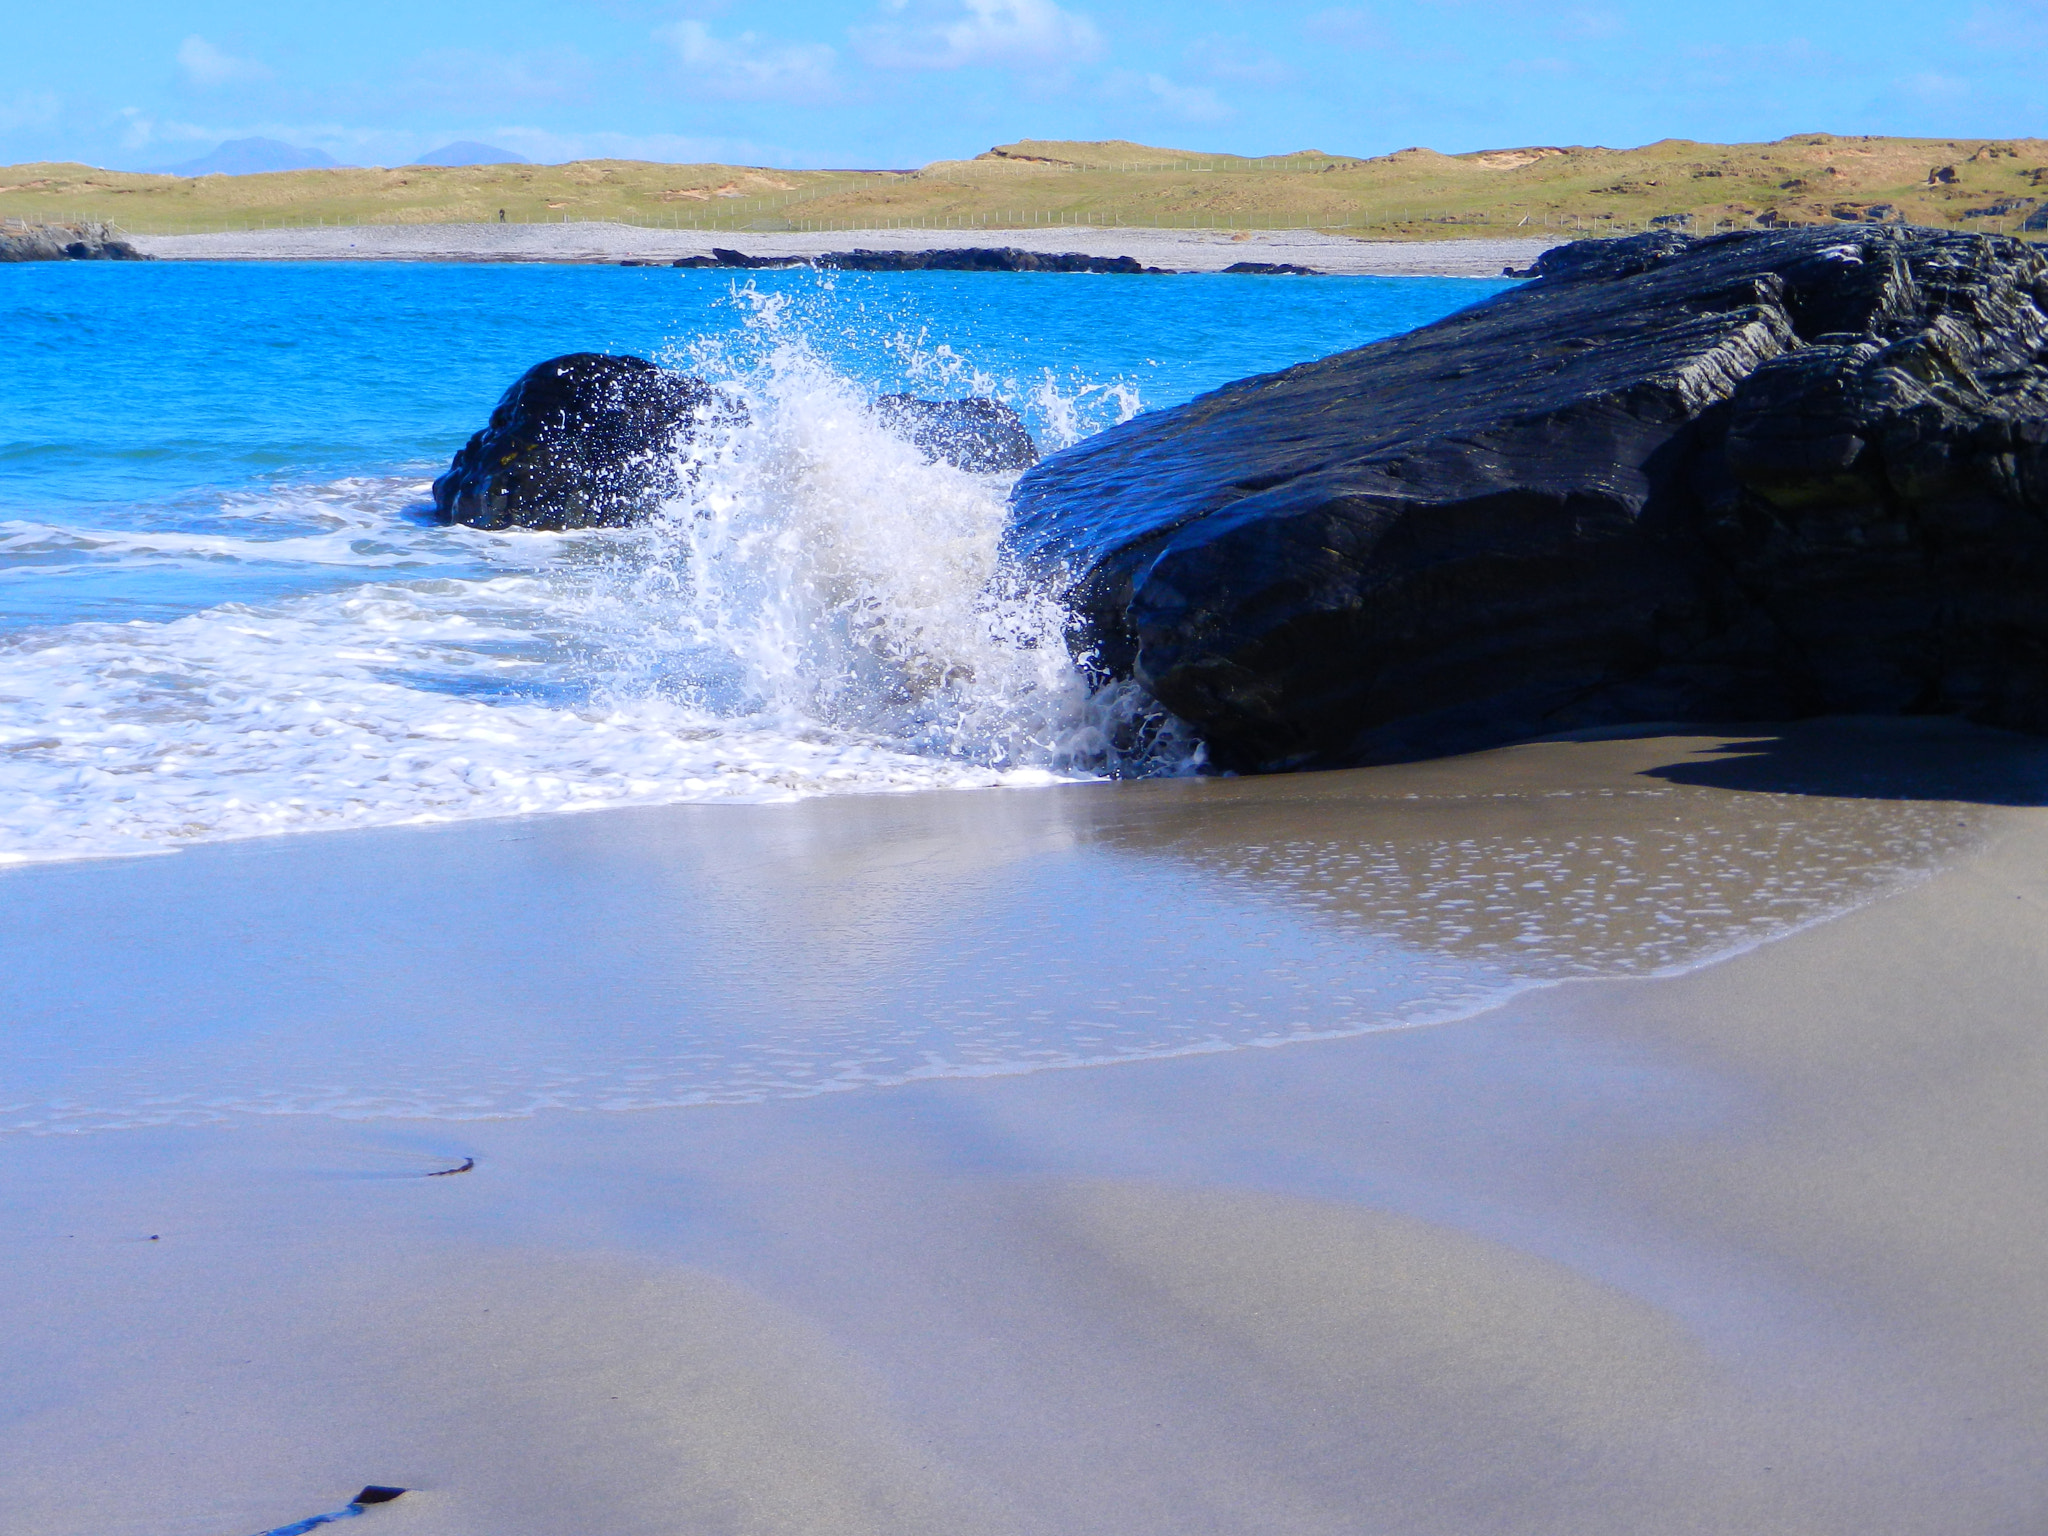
[128,222,1557,276]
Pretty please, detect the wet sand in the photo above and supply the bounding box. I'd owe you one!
[3,719,2045,1535]
[125,224,1556,277]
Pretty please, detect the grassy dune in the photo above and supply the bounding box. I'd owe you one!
[4,134,2045,238]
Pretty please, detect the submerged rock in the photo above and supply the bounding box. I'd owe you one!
[0,221,147,262]
[875,395,1039,472]
[1006,226,2048,770]
[432,353,732,531]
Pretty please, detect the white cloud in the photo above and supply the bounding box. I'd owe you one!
[1184,35,1294,88]
[486,126,821,167]
[118,109,218,151]
[855,0,1105,71]
[0,90,61,133]
[1103,69,1232,123]
[1302,7,1388,50]
[1900,70,1974,105]
[1554,7,1625,41]
[400,49,592,105]
[656,21,838,99]
[176,36,273,89]
[1963,2,2048,48]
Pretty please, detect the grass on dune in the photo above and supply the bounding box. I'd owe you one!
[4,134,2046,239]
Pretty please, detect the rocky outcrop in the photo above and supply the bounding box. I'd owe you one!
[668,247,1166,274]
[875,395,1039,472]
[1221,262,1317,275]
[432,353,733,531]
[817,248,1161,274]
[671,248,802,269]
[1005,226,2048,770]
[0,221,147,262]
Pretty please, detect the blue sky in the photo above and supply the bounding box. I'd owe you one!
[5,0,2042,170]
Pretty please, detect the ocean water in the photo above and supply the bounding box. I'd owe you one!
[0,260,1986,1135]
[0,260,1506,863]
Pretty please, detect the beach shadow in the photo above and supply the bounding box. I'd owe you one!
[1057,716,2032,980]
[1626,716,2048,807]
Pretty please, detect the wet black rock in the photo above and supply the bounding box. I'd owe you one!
[667,248,805,269]
[1221,261,1317,275]
[713,247,803,268]
[876,395,1039,472]
[0,221,147,262]
[815,248,1162,274]
[1006,226,2048,771]
[666,247,1170,273]
[432,353,733,531]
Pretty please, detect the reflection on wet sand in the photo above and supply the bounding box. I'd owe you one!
[1082,722,2011,978]
[2,718,2034,1132]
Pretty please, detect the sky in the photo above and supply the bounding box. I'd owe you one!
[4,0,2043,171]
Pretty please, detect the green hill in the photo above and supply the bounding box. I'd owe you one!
[3,133,2042,239]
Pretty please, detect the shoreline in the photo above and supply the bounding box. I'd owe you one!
[6,720,2048,1532]
[122,223,1557,277]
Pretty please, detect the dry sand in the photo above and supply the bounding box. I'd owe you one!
[3,719,2045,1534]
[125,223,1555,277]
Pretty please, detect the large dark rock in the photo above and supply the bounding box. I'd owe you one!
[432,353,731,531]
[0,221,146,262]
[875,395,1039,472]
[1005,226,2048,770]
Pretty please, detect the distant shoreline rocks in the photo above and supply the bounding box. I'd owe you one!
[0,221,147,262]
[660,246,1172,274]
[638,247,1321,275]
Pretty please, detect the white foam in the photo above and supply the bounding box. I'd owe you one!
[0,305,1189,864]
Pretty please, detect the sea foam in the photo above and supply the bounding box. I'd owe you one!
[0,292,1184,864]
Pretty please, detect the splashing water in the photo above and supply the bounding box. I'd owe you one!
[0,284,1192,864]
[626,283,1174,768]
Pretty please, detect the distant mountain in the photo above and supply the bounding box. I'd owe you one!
[410,141,530,167]
[160,138,346,176]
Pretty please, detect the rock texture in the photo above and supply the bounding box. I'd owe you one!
[667,247,1166,274]
[0,221,147,262]
[817,248,1162,274]
[875,395,1039,472]
[1005,226,2048,770]
[673,248,800,269]
[432,353,731,531]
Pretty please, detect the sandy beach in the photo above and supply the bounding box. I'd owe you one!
[4,717,2045,1535]
[123,223,1556,277]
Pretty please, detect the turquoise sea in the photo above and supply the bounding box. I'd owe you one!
[0,261,1981,1135]
[0,261,1506,861]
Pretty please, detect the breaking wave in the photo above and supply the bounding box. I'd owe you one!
[0,284,1194,864]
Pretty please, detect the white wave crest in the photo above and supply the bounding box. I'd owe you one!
[0,297,1194,863]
